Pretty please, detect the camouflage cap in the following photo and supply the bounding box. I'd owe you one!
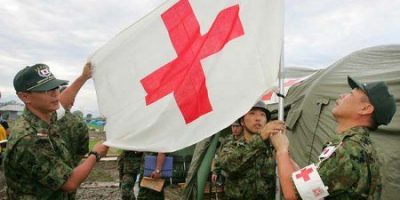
[13,64,68,92]
[348,76,396,126]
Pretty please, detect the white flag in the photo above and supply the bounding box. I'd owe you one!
[90,0,283,152]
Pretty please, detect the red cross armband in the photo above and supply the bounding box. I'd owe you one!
[292,163,329,200]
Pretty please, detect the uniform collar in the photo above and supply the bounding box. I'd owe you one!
[342,126,369,137]
[22,108,57,133]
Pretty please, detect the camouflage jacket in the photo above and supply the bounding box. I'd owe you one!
[318,127,382,200]
[3,108,85,199]
[213,134,240,175]
[117,150,143,174]
[57,110,89,167]
[218,134,276,199]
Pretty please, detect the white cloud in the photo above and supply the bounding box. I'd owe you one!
[287,0,400,67]
[0,0,164,116]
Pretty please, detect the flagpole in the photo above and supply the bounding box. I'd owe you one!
[275,42,285,200]
[275,1,285,196]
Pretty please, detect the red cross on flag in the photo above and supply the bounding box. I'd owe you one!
[90,0,283,152]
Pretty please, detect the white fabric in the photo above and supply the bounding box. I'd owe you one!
[56,104,65,120]
[292,164,329,200]
[90,0,283,152]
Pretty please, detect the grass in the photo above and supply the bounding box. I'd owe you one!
[85,165,116,182]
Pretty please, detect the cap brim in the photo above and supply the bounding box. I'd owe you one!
[347,76,366,91]
[29,78,69,92]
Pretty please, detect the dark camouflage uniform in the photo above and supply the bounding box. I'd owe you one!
[137,152,165,200]
[3,108,88,199]
[213,134,239,179]
[218,134,276,200]
[118,150,143,200]
[316,127,381,200]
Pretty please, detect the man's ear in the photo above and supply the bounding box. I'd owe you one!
[17,92,31,104]
[360,103,374,116]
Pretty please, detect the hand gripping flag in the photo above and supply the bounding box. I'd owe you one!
[90,0,283,152]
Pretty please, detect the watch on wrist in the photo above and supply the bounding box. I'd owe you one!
[155,168,161,174]
[89,151,101,162]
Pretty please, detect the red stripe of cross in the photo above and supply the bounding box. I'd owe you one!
[140,0,244,124]
[296,167,314,182]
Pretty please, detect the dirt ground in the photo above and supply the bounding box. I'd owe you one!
[75,159,121,199]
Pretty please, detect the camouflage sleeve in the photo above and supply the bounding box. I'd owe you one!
[14,136,73,190]
[213,138,229,175]
[318,140,368,198]
[73,118,89,157]
[61,111,89,162]
[213,155,221,174]
[218,134,265,177]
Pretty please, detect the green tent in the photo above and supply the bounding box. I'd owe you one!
[276,45,400,200]
[184,45,399,199]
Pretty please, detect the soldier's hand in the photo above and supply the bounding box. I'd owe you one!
[270,131,290,153]
[211,173,218,184]
[151,171,162,179]
[92,142,109,157]
[260,120,285,140]
[81,62,92,80]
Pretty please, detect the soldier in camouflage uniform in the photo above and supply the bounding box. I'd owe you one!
[218,101,283,200]
[211,120,242,184]
[270,76,396,200]
[118,150,143,200]
[3,63,109,199]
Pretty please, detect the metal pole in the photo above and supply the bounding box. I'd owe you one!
[278,34,285,120]
[275,36,285,200]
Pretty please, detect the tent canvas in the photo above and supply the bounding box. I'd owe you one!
[279,45,400,200]
[184,45,399,199]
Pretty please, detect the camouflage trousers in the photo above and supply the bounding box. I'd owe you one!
[120,172,138,200]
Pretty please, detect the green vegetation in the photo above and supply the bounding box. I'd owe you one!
[85,165,115,182]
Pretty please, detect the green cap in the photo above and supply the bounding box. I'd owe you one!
[13,64,68,92]
[347,76,396,126]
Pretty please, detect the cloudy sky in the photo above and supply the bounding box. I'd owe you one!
[1,0,399,116]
